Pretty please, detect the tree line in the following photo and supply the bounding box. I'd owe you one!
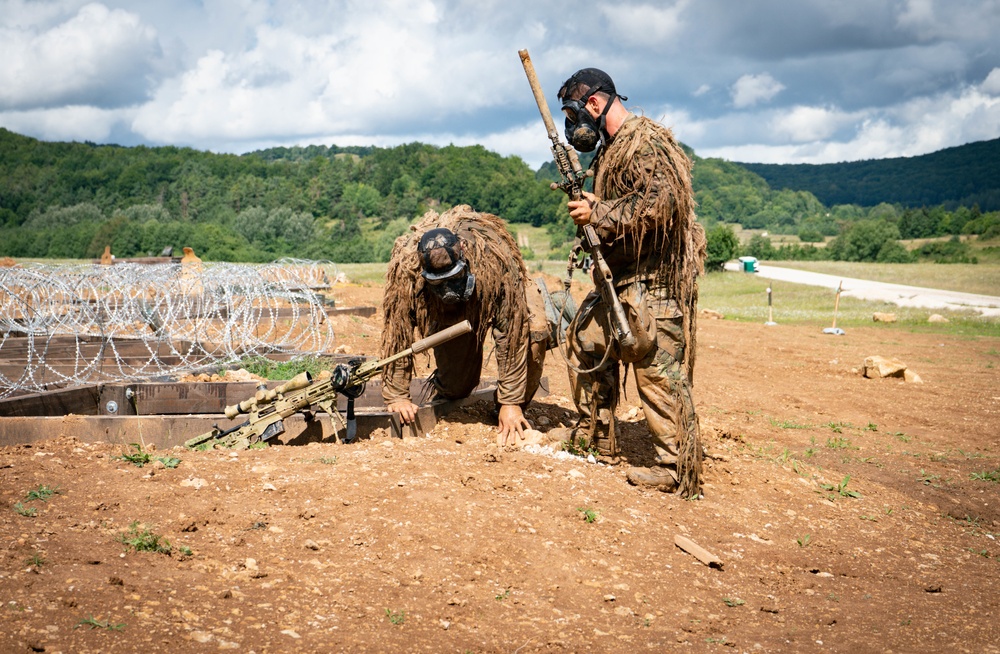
[1,127,997,266]
[740,137,1000,211]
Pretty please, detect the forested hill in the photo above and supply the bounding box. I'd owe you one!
[1,126,997,264]
[740,137,1000,211]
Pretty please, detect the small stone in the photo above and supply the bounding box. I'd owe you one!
[303,539,320,551]
[281,629,301,639]
[872,312,897,323]
[928,314,949,323]
[862,356,907,379]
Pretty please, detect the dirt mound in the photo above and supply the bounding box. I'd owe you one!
[1,283,998,653]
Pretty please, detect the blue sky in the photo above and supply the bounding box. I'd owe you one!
[2,0,998,168]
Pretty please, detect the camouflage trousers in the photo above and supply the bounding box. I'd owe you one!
[430,282,548,408]
[565,281,699,462]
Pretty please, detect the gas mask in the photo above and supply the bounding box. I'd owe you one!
[418,227,476,304]
[562,96,603,152]
[425,263,476,305]
[562,90,621,153]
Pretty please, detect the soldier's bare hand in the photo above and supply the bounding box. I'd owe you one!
[497,405,531,447]
[387,400,419,424]
[568,191,598,225]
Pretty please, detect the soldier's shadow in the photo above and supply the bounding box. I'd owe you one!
[615,418,663,468]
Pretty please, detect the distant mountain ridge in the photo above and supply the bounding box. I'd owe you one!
[739,137,1000,211]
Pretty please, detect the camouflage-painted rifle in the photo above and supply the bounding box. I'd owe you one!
[518,49,636,349]
[184,320,473,449]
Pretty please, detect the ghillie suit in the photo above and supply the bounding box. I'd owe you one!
[565,115,706,498]
[381,205,548,408]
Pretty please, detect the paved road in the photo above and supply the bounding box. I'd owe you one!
[723,262,1000,317]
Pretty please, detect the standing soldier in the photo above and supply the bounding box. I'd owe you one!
[550,68,706,498]
[381,205,549,445]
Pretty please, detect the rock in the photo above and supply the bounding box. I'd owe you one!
[334,344,351,354]
[303,539,320,551]
[519,429,552,446]
[904,369,923,384]
[223,368,264,382]
[862,356,907,379]
[701,309,725,320]
[928,314,949,323]
[180,477,207,489]
[872,312,897,323]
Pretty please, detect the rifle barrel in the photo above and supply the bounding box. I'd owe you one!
[518,50,561,143]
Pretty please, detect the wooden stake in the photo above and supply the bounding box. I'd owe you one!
[674,534,723,568]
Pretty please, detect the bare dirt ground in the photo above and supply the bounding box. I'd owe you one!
[2,278,999,653]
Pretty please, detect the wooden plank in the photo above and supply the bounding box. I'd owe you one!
[0,375,545,418]
[674,535,724,569]
[0,385,102,417]
[0,411,391,450]
[325,306,377,318]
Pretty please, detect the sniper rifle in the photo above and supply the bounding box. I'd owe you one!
[518,48,635,349]
[184,320,473,449]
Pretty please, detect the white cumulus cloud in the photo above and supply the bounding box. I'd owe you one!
[730,73,785,109]
[770,105,859,143]
[982,68,1000,96]
[0,3,160,110]
[599,1,689,48]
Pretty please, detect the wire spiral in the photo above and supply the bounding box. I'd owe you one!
[0,259,338,398]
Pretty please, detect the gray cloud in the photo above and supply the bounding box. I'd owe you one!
[0,0,998,166]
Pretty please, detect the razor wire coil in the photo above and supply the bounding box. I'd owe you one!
[0,259,339,398]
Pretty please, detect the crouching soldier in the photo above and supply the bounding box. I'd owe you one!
[381,205,549,445]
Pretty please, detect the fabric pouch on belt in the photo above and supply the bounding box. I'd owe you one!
[618,281,657,364]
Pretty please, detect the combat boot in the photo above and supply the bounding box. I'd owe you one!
[626,465,678,492]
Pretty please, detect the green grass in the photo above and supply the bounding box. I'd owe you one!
[768,260,1000,296]
[75,616,126,631]
[25,485,61,502]
[114,443,152,467]
[577,507,600,523]
[235,355,338,380]
[384,608,405,625]
[698,268,1000,336]
[336,258,1000,337]
[971,469,1000,483]
[820,475,862,499]
[13,502,37,517]
[116,521,172,554]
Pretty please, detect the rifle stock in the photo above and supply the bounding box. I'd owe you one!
[517,49,636,349]
[185,320,473,449]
